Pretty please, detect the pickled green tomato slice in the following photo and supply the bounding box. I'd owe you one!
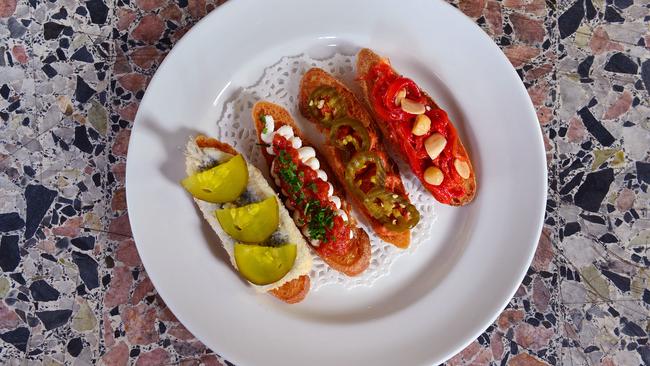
[181,154,248,203]
[215,197,279,243]
[234,243,297,285]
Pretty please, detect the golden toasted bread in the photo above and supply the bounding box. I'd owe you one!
[299,68,413,248]
[252,101,371,276]
[356,48,477,206]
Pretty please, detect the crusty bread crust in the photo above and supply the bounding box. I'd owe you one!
[252,102,371,276]
[356,48,477,206]
[191,135,310,303]
[298,69,411,248]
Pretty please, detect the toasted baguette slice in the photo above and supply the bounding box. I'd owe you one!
[185,135,311,303]
[356,48,477,206]
[252,102,371,276]
[299,68,414,248]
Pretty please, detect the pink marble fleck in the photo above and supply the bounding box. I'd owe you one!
[159,304,179,322]
[130,46,159,69]
[136,0,166,11]
[123,303,160,345]
[11,45,27,64]
[114,48,132,75]
[116,9,137,31]
[567,117,586,143]
[532,277,550,312]
[458,0,485,18]
[112,162,127,184]
[116,239,141,267]
[504,45,541,67]
[527,81,549,106]
[532,227,553,271]
[161,3,182,22]
[0,303,21,330]
[109,214,132,239]
[527,63,553,80]
[490,332,504,359]
[590,27,623,55]
[188,0,206,18]
[169,323,195,340]
[514,323,554,351]
[104,266,133,308]
[118,73,147,93]
[101,341,129,366]
[503,0,546,16]
[172,339,206,357]
[112,129,131,156]
[485,0,503,36]
[135,348,170,366]
[171,25,191,42]
[615,188,635,212]
[0,0,16,17]
[118,102,139,122]
[602,91,632,120]
[103,313,115,348]
[199,355,225,366]
[52,216,83,237]
[111,188,127,212]
[497,309,525,330]
[510,13,545,44]
[37,239,56,254]
[509,352,550,366]
[537,106,553,125]
[132,276,154,304]
[447,341,487,366]
[132,14,165,43]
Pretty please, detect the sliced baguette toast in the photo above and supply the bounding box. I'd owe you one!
[252,102,371,276]
[187,135,311,303]
[356,48,477,206]
[299,68,414,248]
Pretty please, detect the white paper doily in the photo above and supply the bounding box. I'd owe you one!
[214,53,438,290]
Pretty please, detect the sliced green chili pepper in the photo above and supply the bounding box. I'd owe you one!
[329,118,371,153]
[307,86,347,125]
[363,188,420,231]
[344,151,386,197]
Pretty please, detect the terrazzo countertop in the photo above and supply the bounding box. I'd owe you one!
[1,0,649,364]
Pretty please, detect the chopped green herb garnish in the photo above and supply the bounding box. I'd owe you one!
[305,200,335,242]
[308,182,318,192]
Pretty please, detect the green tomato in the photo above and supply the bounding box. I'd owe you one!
[215,197,279,243]
[234,243,297,285]
[181,154,248,203]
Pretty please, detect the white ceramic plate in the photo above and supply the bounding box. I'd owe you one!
[126,0,547,365]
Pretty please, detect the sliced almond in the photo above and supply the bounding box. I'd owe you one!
[424,166,444,186]
[454,159,470,179]
[424,133,447,160]
[394,89,407,106]
[412,114,431,136]
[401,98,426,115]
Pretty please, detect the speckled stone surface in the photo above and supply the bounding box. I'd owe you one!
[0,0,648,365]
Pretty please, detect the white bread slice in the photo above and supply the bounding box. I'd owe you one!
[184,137,312,293]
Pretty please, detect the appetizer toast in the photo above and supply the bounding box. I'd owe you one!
[182,135,311,303]
[299,68,419,248]
[252,102,371,276]
[356,48,476,206]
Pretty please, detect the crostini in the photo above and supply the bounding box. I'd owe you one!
[182,135,312,303]
[356,48,476,206]
[252,102,371,276]
[298,69,419,248]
